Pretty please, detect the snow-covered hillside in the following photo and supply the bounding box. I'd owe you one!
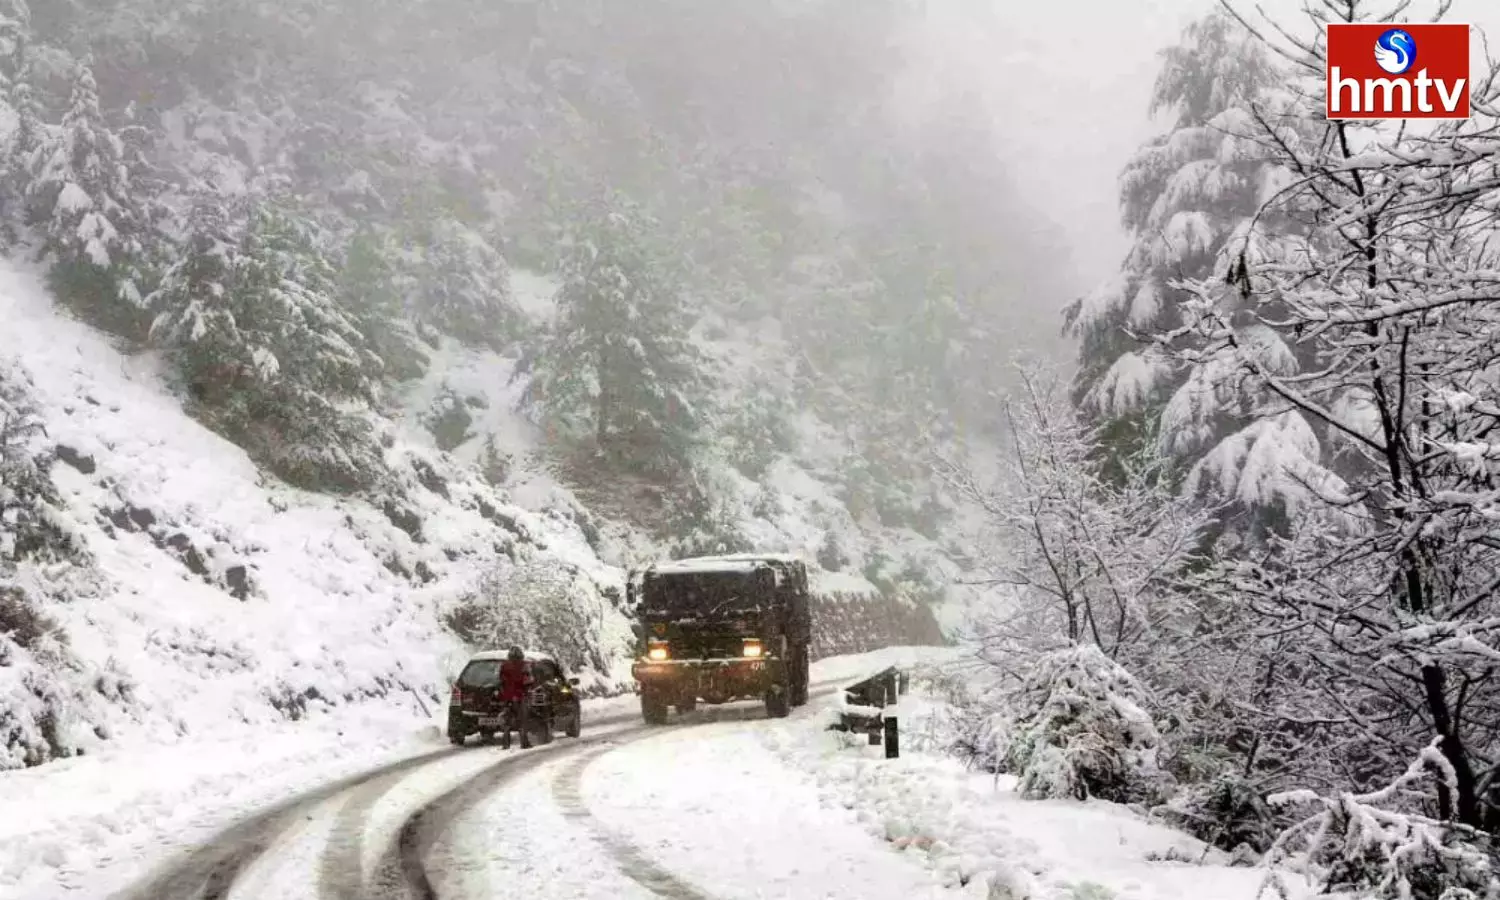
[0,259,631,766]
[0,261,973,769]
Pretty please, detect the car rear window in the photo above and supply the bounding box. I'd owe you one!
[458,660,502,687]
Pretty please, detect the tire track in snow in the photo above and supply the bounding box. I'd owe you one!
[109,746,466,900]
[552,743,717,900]
[382,697,804,898]
[317,765,414,900]
[385,734,635,899]
[546,688,842,900]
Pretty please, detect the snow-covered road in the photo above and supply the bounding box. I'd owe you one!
[7,647,1295,900]
[79,659,912,900]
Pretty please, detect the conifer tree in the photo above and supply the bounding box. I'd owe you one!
[522,194,708,475]
[412,218,522,350]
[1065,11,1286,487]
[24,56,149,338]
[149,199,385,490]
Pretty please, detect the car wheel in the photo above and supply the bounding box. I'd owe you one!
[448,731,466,746]
[764,688,790,719]
[565,708,581,738]
[676,695,697,714]
[479,729,496,744]
[533,718,554,745]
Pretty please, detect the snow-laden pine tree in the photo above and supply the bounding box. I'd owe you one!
[411,218,523,350]
[149,198,385,491]
[0,362,73,566]
[1066,11,1291,494]
[1166,0,1500,838]
[0,0,35,246]
[337,225,427,381]
[521,194,708,477]
[24,55,149,339]
[0,359,91,768]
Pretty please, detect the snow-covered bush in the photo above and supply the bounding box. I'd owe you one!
[0,362,100,768]
[424,384,474,452]
[0,364,73,562]
[912,664,1009,773]
[444,560,615,676]
[1156,774,1280,857]
[1000,645,1167,804]
[1260,742,1500,900]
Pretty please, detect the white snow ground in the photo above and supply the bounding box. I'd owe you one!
[0,650,1308,900]
[0,691,644,900]
[577,716,953,900]
[763,674,1315,900]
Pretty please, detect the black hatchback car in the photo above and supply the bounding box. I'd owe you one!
[446,650,583,746]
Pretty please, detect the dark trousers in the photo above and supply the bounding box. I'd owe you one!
[504,699,531,748]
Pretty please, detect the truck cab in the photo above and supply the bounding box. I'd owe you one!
[628,554,812,723]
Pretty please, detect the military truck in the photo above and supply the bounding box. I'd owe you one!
[627,554,812,724]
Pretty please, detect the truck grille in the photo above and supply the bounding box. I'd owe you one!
[673,638,749,660]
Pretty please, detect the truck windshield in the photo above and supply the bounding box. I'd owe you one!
[641,570,767,620]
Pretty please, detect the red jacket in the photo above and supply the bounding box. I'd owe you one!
[499,659,531,701]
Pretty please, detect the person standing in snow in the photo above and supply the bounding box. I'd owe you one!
[499,645,533,749]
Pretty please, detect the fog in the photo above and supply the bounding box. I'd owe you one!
[13,0,1499,450]
[896,0,1500,297]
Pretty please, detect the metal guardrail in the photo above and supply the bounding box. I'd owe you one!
[827,665,909,758]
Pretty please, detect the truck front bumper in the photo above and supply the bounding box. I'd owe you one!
[632,657,785,701]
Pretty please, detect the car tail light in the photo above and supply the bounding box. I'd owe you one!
[450,684,462,704]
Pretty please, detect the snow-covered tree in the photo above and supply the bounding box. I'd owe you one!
[0,0,35,246]
[0,0,26,88]
[411,218,523,350]
[999,644,1167,804]
[337,225,427,381]
[1261,741,1500,899]
[24,56,150,338]
[0,362,73,566]
[1066,10,1292,497]
[448,561,613,674]
[520,193,709,476]
[940,366,1219,666]
[1166,0,1500,831]
[149,199,385,490]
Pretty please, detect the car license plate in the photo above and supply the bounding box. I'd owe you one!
[478,717,501,727]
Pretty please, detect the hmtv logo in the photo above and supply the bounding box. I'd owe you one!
[1326,23,1470,119]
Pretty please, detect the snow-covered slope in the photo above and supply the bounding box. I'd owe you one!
[0,259,632,765]
[0,256,977,770]
[395,272,990,602]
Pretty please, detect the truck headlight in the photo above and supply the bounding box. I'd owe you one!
[647,641,670,661]
[742,639,763,658]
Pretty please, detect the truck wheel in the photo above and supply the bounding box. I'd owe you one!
[479,729,496,744]
[532,716,554,745]
[792,646,810,706]
[641,690,669,725]
[448,731,466,746]
[764,688,790,719]
[676,696,697,714]
[565,709,581,738]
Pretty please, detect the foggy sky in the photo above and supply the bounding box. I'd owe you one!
[897,0,1500,301]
